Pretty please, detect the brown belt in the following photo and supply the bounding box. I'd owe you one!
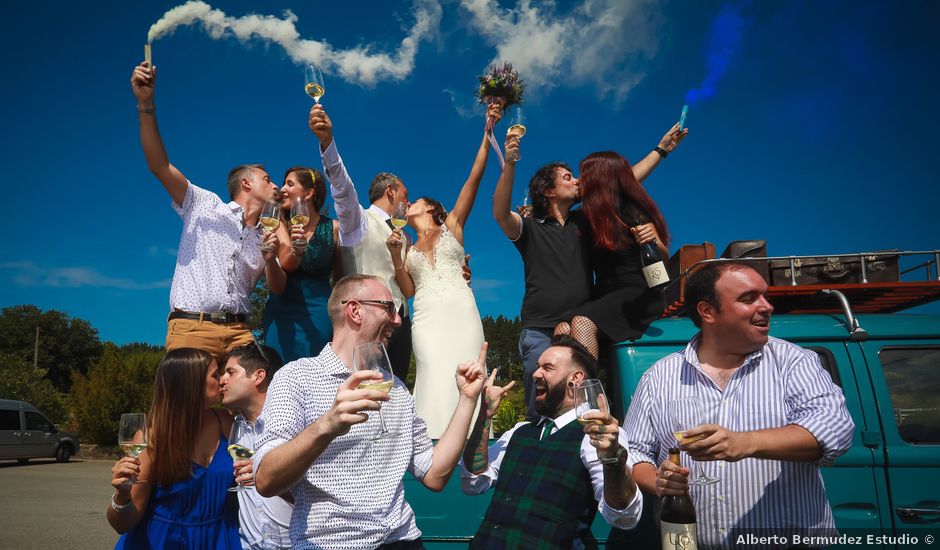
[168,310,248,324]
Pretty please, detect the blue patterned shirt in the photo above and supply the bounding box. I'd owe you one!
[624,335,854,549]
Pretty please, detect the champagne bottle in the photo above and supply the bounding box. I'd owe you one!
[660,448,698,549]
[633,218,669,288]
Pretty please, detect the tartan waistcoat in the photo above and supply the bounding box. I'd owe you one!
[471,421,598,550]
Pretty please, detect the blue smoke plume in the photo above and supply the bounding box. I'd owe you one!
[685,3,751,108]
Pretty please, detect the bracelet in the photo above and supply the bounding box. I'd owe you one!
[394,264,405,271]
[290,246,304,258]
[654,146,668,159]
[111,493,132,512]
[137,104,155,114]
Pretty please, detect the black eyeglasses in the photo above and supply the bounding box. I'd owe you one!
[342,299,397,316]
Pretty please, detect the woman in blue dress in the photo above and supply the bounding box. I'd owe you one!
[108,348,240,549]
[262,166,341,362]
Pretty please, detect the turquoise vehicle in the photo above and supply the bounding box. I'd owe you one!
[405,250,940,548]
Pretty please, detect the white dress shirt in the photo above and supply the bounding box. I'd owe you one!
[168,182,264,314]
[320,140,366,248]
[460,407,643,541]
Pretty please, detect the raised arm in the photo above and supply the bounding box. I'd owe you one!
[491,134,523,240]
[462,368,515,473]
[312,105,367,248]
[131,62,189,207]
[631,123,688,184]
[445,103,503,241]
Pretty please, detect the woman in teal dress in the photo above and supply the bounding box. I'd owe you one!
[108,348,239,549]
[262,166,341,362]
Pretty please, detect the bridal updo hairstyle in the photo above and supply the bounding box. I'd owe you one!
[418,197,447,225]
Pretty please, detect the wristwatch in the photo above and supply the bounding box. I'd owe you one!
[600,445,628,466]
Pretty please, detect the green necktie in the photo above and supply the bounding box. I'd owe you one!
[540,419,556,440]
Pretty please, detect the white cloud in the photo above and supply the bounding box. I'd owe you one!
[147,0,442,86]
[460,0,661,103]
[442,87,481,118]
[0,261,170,290]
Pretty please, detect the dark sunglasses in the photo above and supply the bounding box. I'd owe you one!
[342,299,397,316]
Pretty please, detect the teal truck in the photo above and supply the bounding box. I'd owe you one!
[404,249,940,548]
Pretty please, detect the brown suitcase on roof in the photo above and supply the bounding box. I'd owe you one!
[720,240,770,283]
[666,242,716,307]
[769,252,900,286]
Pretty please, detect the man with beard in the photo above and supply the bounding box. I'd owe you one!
[460,336,642,549]
[253,274,489,549]
[624,262,854,548]
[493,125,687,421]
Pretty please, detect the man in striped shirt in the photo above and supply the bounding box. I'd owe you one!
[624,262,854,549]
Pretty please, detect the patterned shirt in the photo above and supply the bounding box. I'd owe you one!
[254,343,434,549]
[461,407,644,541]
[168,182,265,315]
[624,335,854,549]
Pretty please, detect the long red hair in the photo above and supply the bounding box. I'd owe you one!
[579,151,670,251]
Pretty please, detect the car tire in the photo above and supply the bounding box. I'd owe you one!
[55,445,72,463]
[17,458,29,465]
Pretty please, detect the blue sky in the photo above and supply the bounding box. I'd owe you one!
[1,0,938,345]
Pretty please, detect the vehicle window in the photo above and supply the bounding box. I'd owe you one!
[806,347,842,388]
[0,410,19,430]
[24,412,52,433]
[879,347,940,445]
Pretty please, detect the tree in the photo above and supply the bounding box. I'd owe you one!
[0,352,68,424]
[250,279,270,341]
[71,344,162,445]
[0,305,103,392]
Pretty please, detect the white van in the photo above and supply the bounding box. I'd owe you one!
[0,399,79,464]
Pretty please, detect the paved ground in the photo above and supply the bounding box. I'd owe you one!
[0,458,119,549]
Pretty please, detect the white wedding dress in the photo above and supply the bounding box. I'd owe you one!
[407,225,485,438]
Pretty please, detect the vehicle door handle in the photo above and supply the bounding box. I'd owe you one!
[897,507,940,518]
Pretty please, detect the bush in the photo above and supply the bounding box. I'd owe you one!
[71,344,163,445]
[493,386,527,436]
[0,352,69,424]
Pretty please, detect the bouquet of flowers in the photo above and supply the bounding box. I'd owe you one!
[477,62,525,108]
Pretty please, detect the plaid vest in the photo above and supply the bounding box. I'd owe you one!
[471,421,598,549]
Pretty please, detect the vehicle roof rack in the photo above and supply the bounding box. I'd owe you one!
[662,250,940,317]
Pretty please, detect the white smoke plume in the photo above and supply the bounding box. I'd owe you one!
[147,0,442,85]
[459,0,662,103]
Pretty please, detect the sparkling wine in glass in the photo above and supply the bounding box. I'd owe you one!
[352,341,396,440]
[574,379,609,427]
[260,200,281,252]
[506,107,526,162]
[304,65,325,103]
[227,415,256,492]
[391,201,408,230]
[290,196,310,248]
[118,413,148,485]
[668,396,720,486]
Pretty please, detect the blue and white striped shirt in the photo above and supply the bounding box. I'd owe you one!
[624,335,854,549]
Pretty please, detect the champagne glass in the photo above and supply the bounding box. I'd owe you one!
[290,196,310,248]
[391,201,408,230]
[574,379,609,426]
[304,64,325,103]
[260,200,281,252]
[118,413,148,485]
[227,415,256,492]
[352,341,396,440]
[506,107,526,162]
[668,397,720,486]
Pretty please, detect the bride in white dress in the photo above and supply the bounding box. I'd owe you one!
[385,103,503,437]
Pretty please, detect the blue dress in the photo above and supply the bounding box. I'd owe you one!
[114,433,240,550]
[262,215,335,362]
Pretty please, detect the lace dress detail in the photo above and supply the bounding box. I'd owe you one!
[407,225,484,438]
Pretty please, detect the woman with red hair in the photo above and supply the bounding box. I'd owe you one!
[556,151,670,358]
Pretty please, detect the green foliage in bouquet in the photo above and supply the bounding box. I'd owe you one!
[477,62,525,108]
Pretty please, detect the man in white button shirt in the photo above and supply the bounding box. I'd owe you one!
[253,274,489,549]
[131,61,285,359]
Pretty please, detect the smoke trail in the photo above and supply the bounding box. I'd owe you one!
[685,3,750,107]
[147,0,442,86]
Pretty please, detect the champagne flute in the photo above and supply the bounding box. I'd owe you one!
[118,413,148,485]
[506,107,526,162]
[391,201,408,230]
[290,196,310,248]
[227,415,256,492]
[574,379,609,426]
[668,397,720,486]
[352,341,396,440]
[304,64,325,103]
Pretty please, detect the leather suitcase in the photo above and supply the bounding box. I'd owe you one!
[721,240,770,283]
[666,242,716,305]
[769,252,900,286]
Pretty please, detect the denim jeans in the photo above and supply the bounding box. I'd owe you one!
[518,327,554,422]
